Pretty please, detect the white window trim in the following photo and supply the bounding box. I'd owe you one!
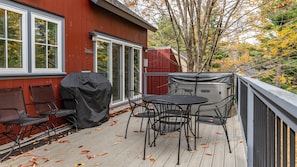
[93,35,143,105]
[0,3,28,74]
[31,12,62,73]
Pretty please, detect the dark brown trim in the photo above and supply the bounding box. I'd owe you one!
[90,0,157,32]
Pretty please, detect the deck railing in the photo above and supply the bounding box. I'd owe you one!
[237,74,296,167]
[143,72,297,167]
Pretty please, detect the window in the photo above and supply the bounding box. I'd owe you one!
[0,2,64,75]
[112,43,122,101]
[31,13,62,73]
[96,40,110,78]
[0,4,27,74]
[94,35,142,104]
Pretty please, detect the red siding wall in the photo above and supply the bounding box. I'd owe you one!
[146,48,180,94]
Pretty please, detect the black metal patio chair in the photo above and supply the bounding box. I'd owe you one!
[193,94,235,152]
[124,90,157,139]
[144,99,190,165]
[0,87,51,161]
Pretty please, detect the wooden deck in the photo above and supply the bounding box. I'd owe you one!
[1,110,247,167]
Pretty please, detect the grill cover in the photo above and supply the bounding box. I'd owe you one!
[60,72,112,128]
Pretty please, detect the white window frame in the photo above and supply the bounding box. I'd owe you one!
[31,13,62,73]
[93,34,143,105]
[0,3,28,74]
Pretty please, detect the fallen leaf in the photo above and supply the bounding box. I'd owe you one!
[239,140,243,143]
[78,145,83,148]
[112,141,120,146]
[42,157,50,162]
[149,157,156,163]
[205,153,213,156]
[87,154,96,159]
[80,150,90,154]
[216,132,223,135]
[95,127,101,131]
[30,156,38,162]
[57,139,70,143]
[98,151,108,156]
[32,161,38,167]
[110,120,117,126]
[201,144,209,148]
[55,160,63,163]
[74,162,85,166]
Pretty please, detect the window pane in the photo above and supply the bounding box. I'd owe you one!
[112,43,121,101]
[35,44,46,68]
[125,46,132,98]
[35,18,46,43]
[134,49,140,92]
[7,11,22,40]
[0,40,5,67]
[8,41,22,68]
[97,41,109,77]
[48,22,57,45]
[0,9,5,38]
[48,46,57,68]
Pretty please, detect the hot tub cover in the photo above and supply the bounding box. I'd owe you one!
[168,72,234,84]
[60,72,112,128]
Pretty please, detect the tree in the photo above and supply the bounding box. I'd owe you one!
[255,0,297,93]
[122,0,260,72]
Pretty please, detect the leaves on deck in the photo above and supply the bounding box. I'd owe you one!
[205,153,213,156]
[98,151,108,156]
[149,157,156,163]
[57,139,70,143]
[80,150,90,154]
[201,143,209,148]
[74,162,85,166]
[55,159,63,163]
[42,157,50,163]
[87,154,96,159]
[109,119,117,126]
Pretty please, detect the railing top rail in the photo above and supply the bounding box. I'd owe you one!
[237,74,297,128]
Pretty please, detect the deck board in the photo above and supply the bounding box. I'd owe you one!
[1,110,247,167]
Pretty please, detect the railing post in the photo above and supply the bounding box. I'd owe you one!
[237,76,241,121]
[143,72,147,95]
[247,83,254,167]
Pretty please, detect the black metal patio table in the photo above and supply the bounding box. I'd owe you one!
[143,94,208,106]
[143,94,208,150]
